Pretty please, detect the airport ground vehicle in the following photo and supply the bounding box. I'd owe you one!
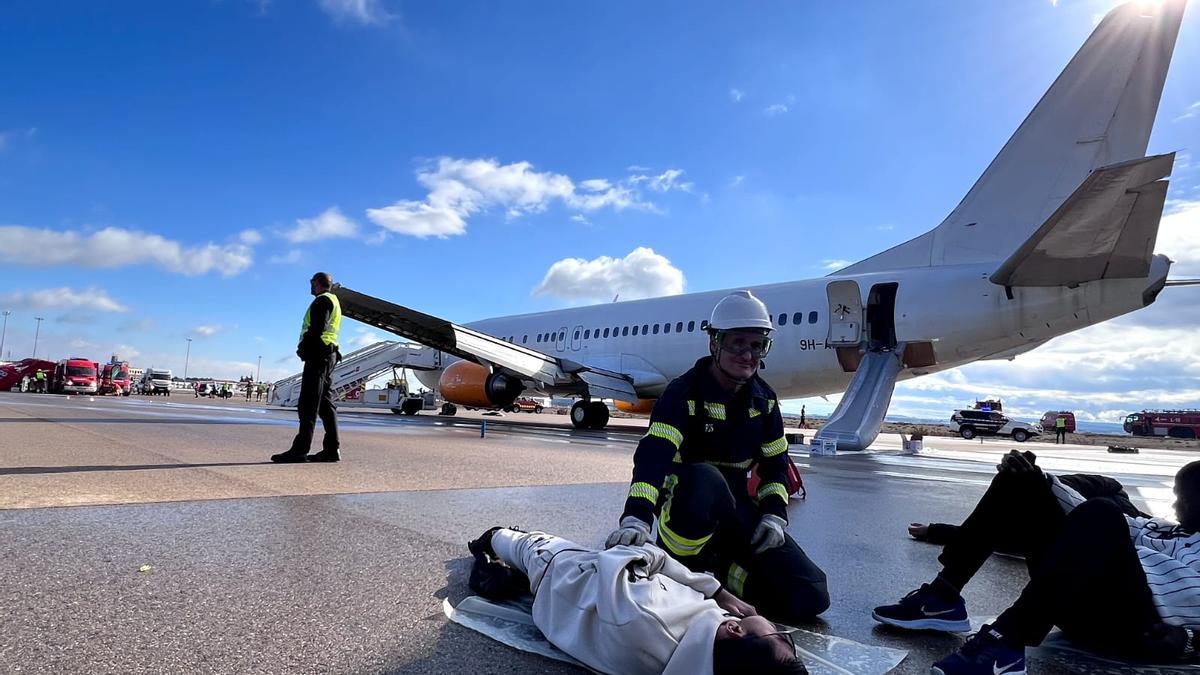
[99,361,132,395]
[949,409,1041,442]
[1040,411,1076,433]
[51,358,99,394]
[140,369,173,396]
[508,397,545,414]
[1124,411,1200,439]
[0,358,56,392]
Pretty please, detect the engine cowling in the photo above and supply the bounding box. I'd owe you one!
[437,360,524,409]
[614,399,657,414]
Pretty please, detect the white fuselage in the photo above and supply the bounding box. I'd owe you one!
[414,255,1170,401]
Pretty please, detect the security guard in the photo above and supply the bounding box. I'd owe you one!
[272,272,343,463]
[605,291,829,624]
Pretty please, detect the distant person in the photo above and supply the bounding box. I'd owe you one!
[799,405,806,429]
[245,382,252,401]
[605,291,828,625]
[468,526,808,675]
[272,272,342,463]
[873,450,1200,674]
[1055,415,1067,444]
[35,369,45,393]
[194,382,200,398]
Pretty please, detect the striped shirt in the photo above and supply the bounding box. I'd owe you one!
[1050,475,1200,627]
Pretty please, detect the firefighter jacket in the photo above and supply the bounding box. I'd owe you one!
[621,356,792,527]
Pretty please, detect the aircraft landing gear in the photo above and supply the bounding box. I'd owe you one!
[440,402,457,416]
[570,400,610,430]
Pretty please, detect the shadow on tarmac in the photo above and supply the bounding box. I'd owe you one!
[0,461,273,475]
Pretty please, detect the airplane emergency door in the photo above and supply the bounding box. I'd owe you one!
[826,280,863,346]
[555,327,567,352]
[570,325,584,351]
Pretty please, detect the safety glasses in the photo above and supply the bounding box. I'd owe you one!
[718,331,773,358]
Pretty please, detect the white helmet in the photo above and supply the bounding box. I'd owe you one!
[708,290,773,332]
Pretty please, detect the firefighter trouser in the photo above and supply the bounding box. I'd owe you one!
[287,352,339,454]
[656,462,829,623]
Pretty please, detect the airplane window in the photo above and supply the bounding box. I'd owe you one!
[653,324,660,335]
[688,321,695,332]
[793,312,802,325]
[808,311,818,324]
[632,325,639,336]
[664,323,671,334]
[584,329,591,340]
[700,320,709,330]
[613,326,619,336]
[603,328,609,338]
[676,321,683,333]
[522,336,528,344]
[623,326,629,336]
[559,331,566,341]
[574,330,581,340]
[642,324,649,335]
[778,313,788,326]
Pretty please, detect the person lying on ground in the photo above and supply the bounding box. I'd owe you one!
[872,450,1200,675]
[467,526,807,675]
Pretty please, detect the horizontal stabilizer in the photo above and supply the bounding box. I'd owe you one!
[989,154,1172,287]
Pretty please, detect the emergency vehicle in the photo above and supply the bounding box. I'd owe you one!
[52,357,100,394]
[1124,411,1200,439]
[1040,411,1077,433]
[99,361,133,395]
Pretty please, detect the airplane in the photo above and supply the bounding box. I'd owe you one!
[329,0,1194,448]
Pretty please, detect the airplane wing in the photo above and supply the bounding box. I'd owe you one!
[330,284,640,402]
[989,153,1173,287]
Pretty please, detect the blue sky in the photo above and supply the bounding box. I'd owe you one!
[1,0,1197,423]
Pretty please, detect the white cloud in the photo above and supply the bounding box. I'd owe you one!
[191,324,223,338]
[1173,101,1200,123]
[285,206,360,243]
[533,247,685,302]
[238,229,263,245]
[764,104,789,116]
[1158,199,1200,276]
[629,168,694,193]
[0,286,129,313]
[349,326,387,348]
[876,223,896,231]
[729,88,745,103]
[821,259,852,271]
[626,165,652,172]
[69,338,97,350]
[0,226,253,276]
[571,214,590,225]
[268,249,304,265]
[317,0,393,26]
[730,175,745,188]
[366,157,672,239]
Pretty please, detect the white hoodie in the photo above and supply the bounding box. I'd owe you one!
[530,543,729,675]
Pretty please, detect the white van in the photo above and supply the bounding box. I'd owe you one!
[141,369,174,396]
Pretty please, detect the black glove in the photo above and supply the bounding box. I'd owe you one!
[1140,623,1191,661]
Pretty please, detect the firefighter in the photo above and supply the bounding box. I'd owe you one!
[605,290,829,624]
[272,272,342,463]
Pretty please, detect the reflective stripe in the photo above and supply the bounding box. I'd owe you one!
[645,422,683,449]
[749,407,761,418]
[757,481,789,504]
[706,458,753,470]
[704,402,727,420]
[727,563,749,596]
[628,482,659,504]
[761,436,788,458]
[767,399,776,413]
[687,400,696,416]
[658,514,713,557]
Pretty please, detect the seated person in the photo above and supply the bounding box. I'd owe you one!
[873,450,1200,675]
[468,526,807,675]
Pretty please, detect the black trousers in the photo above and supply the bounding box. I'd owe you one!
[657,463,829,624]
[1056,428,1066,444]
[287,352,339,454]
[939,471,1159,657]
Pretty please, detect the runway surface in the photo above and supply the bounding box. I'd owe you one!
[1,391,1194,674]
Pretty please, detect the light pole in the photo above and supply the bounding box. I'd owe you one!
[32,317,44,359]
[184,337,193,380]
[0,310,10,362]
[256,355,262,383]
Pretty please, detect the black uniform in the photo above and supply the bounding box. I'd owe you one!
[286,294,340,457]
[620,356,829,623]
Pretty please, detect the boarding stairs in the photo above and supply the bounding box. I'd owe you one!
[269,341,441,407]
[813,347,904,451]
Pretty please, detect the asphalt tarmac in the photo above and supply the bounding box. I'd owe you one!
[0,391,1195,674]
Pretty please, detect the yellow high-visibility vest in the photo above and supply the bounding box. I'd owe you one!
[300,292,341,347]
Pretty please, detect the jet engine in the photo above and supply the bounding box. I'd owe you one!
[614,399,657,414]
[437,360,524,409]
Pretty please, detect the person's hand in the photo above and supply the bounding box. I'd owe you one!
[604,516,652,549]
[908,523,930,541]
[714,588,757,618]
[997,450,1039,476]
[1140,623,1191,660]
[750,514,787,554]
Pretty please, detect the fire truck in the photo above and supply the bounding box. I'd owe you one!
[1124,411,1200,439]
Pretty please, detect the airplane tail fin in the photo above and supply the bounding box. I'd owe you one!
[842,0,1186,275]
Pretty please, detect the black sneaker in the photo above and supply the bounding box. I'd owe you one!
[305,451,341,462]
[468,526,505,560]
[270,451,308,463]
[872,584,970,632]
[931,625,1025,675]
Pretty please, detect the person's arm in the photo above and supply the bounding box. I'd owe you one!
[753,396,790,520]
[620,384,690,526]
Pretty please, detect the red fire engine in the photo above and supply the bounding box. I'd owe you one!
[1124,411,1200,439]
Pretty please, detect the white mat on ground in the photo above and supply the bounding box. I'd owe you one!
[444,595,908,675]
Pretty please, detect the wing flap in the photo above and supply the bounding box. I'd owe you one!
[989,153,1173,287]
